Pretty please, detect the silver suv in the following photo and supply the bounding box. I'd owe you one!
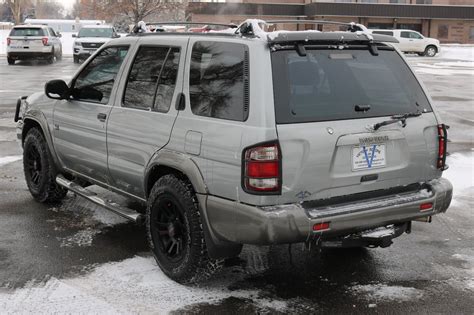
[14,20,453,283]
[7,24,62,65]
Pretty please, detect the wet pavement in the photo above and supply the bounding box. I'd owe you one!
[0,53,473,314]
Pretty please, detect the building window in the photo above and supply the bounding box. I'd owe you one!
[390,0,407,3]
[438,25,449,39]
[470,27,474,40]
[416,0,432,4]
[368,23,393,29]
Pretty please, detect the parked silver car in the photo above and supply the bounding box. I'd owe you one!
[14,19,453,283]
[7,24,62,65]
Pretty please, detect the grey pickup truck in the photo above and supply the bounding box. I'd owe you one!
[14,19,453,283]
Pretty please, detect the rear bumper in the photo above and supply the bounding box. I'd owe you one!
[8,50,52,60]
[205,178,453,245]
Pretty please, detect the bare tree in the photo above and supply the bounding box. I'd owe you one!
[114,0,188,24]
[6,0,22,24]
[35,0,65,19]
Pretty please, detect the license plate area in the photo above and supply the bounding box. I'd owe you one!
[352,143,386,171]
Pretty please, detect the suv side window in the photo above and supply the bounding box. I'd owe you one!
[123,46,180,112]
[190,41,249,122]
[72,46,129,104]
[400,31,411,38]
[373,31,393,36]
[48,27,56,37]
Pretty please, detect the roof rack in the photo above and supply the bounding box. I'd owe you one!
[131,21,237,34]
[235,19,368,38]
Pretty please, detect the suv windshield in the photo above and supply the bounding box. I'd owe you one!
[78,27,113,38]
[10,28,44,36]
[271,49,432,124]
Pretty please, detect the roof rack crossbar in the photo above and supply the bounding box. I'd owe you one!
[144,21,237,28]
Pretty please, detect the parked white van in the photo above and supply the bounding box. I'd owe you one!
[370,29,440,57]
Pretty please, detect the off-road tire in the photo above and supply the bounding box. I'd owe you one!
[424,45,437,57]
[56,48,62,61]
[7,57,15,65]
[23,127,67,203]
[47,49,55,64]
[73,55,80,64]
[146,174,221,283]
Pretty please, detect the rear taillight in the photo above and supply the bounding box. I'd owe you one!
[42,37,48,46]
[7,37,11,46]
[437,124,448,170]
[242,141,281,194]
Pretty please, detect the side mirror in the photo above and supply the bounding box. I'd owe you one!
[45,80,70,100]
[72,34,77,38]
[113,33,121,38]
[57,33,62,38]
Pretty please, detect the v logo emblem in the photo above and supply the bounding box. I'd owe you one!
[362,145,377,168]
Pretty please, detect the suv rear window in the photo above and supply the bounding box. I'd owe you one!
[271,49,432,124]
[10,28,44,36]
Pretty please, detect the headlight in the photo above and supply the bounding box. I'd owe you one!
[74,42,81,47]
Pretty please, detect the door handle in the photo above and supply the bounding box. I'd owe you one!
[97,113,107,122]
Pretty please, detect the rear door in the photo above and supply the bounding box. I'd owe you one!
[399,31,414,51]
[106,36,187,197]
[271,47,439,204]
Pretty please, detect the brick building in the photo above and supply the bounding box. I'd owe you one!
[187,0,474,43]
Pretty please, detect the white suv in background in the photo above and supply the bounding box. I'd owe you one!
[6,24,62,65]
[72,25,120,63]
[370,29,440,57]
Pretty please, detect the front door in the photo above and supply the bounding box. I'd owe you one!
[106,37,187,197]
[53,45,130,184]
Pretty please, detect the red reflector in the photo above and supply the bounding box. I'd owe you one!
[247,161,279,178]
[7,37,11,46]
[313,222,330,231]
[42,37,48,45]
[420,202,433,211]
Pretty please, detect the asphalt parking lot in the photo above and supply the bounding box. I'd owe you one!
[0,53,473,314]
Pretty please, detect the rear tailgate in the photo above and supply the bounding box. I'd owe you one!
[271,46,440,204]
[8,28,46,51]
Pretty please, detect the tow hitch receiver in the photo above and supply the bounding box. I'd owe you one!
[322,223,409,248]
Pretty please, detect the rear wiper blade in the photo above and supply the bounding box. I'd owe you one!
[373,111,422,131]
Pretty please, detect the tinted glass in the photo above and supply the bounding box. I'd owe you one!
[400,31,411,38]
[271,49,432,124]
[73,46,129,104]
[155,48,180,112]
[123,46,169,110]
[78,27,113,38]
[372,31,394,36]
[10,28,44,36]
[190,41,249,121]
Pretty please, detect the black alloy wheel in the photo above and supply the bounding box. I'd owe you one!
[152,196,188,263]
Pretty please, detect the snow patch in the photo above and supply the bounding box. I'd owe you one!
[444,152,474,198]
[351,284,423,302]
[0,256,289,314]
[0,155,22,167]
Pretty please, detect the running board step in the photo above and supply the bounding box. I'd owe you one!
[56,175,144,224]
